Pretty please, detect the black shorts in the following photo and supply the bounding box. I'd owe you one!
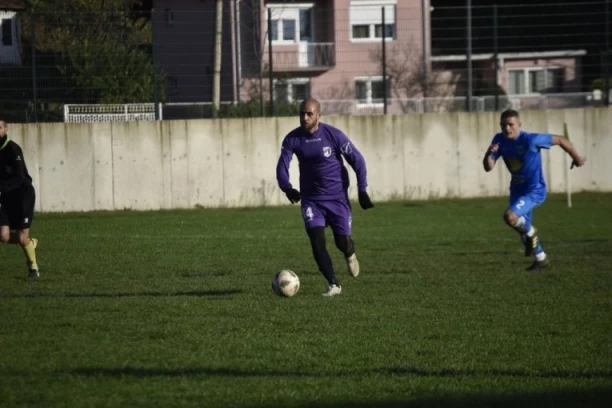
[0,184,36,230]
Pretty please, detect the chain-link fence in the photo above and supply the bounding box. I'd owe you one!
[0,0,610,123]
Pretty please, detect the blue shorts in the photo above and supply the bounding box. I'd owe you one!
[508,190,546,217]
[300,198,352,235]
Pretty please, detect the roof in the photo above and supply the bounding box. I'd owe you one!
[0,0,28,11]
[431,50,587,62]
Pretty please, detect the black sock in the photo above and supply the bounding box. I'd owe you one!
[307,227,339,286]
[333,233,355,258]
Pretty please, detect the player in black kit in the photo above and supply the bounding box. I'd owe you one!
[0,119,39,278]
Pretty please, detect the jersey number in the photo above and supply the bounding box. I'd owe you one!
[303,207,314,221]
[516,200,525,210]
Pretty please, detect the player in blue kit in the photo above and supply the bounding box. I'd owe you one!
[276,98,374,296]
[483,109,586,271]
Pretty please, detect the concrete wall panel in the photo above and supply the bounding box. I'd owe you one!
[6,108,609,213]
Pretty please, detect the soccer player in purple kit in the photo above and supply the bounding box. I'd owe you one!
[276,98,374,297]
[483,109,586,271]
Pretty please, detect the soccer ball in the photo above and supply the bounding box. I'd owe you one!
[271,269,300,297]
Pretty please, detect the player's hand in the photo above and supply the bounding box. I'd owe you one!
[570,156,586,169]
[358,191,374,210]
[487,143,500,155]
[285,188,301,204]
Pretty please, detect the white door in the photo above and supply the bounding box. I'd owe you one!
[298,8,313,67]
[298,42,309,67]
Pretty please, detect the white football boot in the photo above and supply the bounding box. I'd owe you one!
[322,284,342,297]
[346,253,360,278]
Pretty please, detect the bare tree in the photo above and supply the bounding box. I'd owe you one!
[317,79,356,116]
[238,0,274,116]
[369,40,460,113]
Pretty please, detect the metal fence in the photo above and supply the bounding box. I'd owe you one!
[0,1,610,123]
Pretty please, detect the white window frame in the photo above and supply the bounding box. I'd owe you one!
[508,67,564,95]
[266,3,314,45]
[349,0,397,43]
[355,76,389,107]
[274,78,311,103]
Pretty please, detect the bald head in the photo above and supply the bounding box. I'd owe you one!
[299,98,321,134]
[300,98,321,114]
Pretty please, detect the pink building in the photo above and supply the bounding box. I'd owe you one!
[153,0,429,112]
[152,1,586,113]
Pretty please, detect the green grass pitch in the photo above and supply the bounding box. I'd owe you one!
[1,193,611,407]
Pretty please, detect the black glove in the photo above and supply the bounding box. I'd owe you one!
[358,191,374,210]
[285,188,301,204]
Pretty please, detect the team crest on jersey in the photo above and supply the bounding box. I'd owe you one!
[322,146,332,157]
[341,142,352,155]
[507,158,523,172]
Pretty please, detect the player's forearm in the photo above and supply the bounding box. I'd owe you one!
[483,154,496,172]
[355,168,368,192]
[275,167,292,192]
[347,152,369,189]
[556,136,581,162]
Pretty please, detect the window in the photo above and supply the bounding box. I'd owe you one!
[282,19,296,41]
[274,78,310,103]
[355,77,389,105]
[267,4,314,43]
[529,69,563,93]
[508,68,564,94]
[508,70,524,95]
[299,9,312,41]
[2,19,13,46]
[375,24,394,38]
[270,20,279,41]
[349,2,396,41]
[352,25,369,39]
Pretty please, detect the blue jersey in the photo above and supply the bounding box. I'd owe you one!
[276,122,368,200]
[490,130,553,194]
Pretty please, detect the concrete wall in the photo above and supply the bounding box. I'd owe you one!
[9,108,611,213]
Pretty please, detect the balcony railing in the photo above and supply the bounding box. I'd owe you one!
[269,42,335,72]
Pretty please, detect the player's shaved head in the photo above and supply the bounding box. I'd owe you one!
[300,98,321,114]
[299,98,321,134]
[501,109,520,121]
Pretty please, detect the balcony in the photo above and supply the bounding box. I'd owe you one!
[268,42,335,74]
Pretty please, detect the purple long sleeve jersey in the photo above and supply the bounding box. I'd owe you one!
[276,122,368,200]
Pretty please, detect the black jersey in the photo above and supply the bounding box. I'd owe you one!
[0,135,33,195]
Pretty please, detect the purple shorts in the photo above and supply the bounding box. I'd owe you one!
[300,198,352,235]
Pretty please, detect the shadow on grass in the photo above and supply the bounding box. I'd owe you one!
[403,202,425,208]
[67,367,612,407]
[368,367,612,380]
[1,290,242,298]
[69,365,612,381]
[248,388,612,408]
[65,290,242,298]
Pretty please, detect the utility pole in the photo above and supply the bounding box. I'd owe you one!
[213,0,223,117]
[466,0,472,112]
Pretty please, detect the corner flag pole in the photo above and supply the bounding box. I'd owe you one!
[564,122,572,208]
